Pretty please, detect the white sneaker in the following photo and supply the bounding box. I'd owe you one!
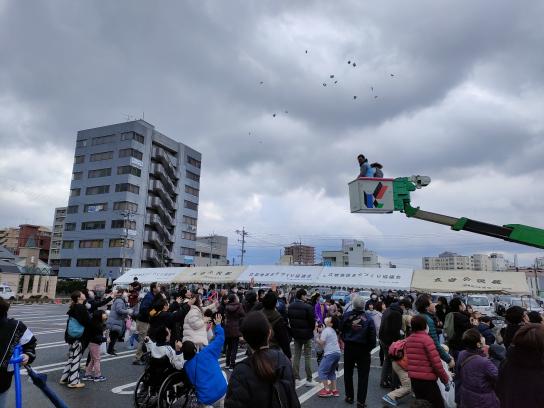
[305,379,318,387]
[295,379,306,387]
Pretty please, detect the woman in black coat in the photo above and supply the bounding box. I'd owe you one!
[225,312,300,408]
[497,323,544,408]
[61,290,92,388]
[447,298,472,360]
[501,306,528,349]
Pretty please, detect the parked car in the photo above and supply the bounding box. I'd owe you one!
[494,295,513,316]
[331,290,351,304]
[0,284,16,300]
[510,297,544,313]
[466,294,494,315]
[431,292,454,304]
[357,290,372,302]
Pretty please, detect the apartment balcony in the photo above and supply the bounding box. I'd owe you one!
[152,163,176,197]
[146,213,173,243]
[144,231,171,257]
[149,180,175,211]
[142,248,161,267]
[152,147,178,181]
[147,196,174,228]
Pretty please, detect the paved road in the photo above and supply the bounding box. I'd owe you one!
[5,304,413,408]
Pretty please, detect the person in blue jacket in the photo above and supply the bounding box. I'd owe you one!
[182,313,227,406]
[357,154,375,178]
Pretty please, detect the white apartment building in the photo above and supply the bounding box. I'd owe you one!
[322,239,381,267]
[423,251,510,271]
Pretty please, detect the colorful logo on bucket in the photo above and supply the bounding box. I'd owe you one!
[364,182,388,209]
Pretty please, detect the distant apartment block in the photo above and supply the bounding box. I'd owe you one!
[59,120,201,279]
[49,207,67,275]
[284,244,315,265]
[0,225,51,263]
[194,235,228,266]
[422,251,511,271]
[321,239,381,267]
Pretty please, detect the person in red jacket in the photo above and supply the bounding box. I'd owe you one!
[405,315,450,408]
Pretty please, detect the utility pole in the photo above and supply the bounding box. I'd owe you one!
[235,228,248,265]
[120,210,135,274]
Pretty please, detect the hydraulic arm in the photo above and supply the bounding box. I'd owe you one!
[391,176,544,250]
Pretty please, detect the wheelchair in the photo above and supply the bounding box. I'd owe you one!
[134,353,198,408]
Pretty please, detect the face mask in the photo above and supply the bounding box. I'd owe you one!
[371,295,377,300]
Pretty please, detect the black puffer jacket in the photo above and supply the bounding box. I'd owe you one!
[65,303,92,344]
[263,308,292,359]
[379,303,403,345]
[287,299,315,341]
[225,348,300,408]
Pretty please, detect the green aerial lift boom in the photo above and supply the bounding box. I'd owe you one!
[348,176,544,250]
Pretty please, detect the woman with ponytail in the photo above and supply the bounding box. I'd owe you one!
[225,312,300,408]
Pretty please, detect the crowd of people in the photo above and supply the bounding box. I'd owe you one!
[2,280,544,408]
[54,283,544,408]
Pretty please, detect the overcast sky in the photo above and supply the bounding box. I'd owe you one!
[1,1,543,268]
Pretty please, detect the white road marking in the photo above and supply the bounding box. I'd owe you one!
[298,345,381,404]
[22,350,136,374]
[111,351,247,395]
[33,329,65,335]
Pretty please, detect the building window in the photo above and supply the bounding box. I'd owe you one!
[119,148,143,160]
[81,221,106,230]
[84,203,108,213]
[187,156,201,169]
[76,258,101,267]
[74,155,85,164]
[185,185,199,197]
[186,170,200,182]
[76,139,88,148]
[117,165,141,177]
[120,131,145,144]
[115,183,139,194]
[181,247,195,256]
[62,240,74,249]
[79,239,103,248]
[113,201,138,212]
[111,219,137,230]
[91,134,116,146]
[107,258,132,267]
[64,223,76,231]
[70,188,81,197]
[184,200,198,211]
[183,216,197,226]
[59,259,72,267]
[72,172,83,180]
[86,185,110,195]
[109,238,134,248]
[90,151,114,162]
[88,168,112,178]
[182,231,196,241]
[66,205,78,214]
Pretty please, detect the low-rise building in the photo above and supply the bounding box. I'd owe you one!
[194,235,228,267]
[321,240,381,267]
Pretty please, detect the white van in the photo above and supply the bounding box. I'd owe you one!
[0,284,16,300]
[466,294,494,315]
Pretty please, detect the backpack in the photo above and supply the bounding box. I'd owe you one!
[443,312,455,340]
[67,317,84,339]
[388,339,406,361]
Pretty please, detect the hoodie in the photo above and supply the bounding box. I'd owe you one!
[184,325,227,405]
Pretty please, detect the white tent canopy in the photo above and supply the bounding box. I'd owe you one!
[410,270,531,294]
[172,266,246,284]
[113,267,181,285]
[237,265,323,285]
[317,267,413,290]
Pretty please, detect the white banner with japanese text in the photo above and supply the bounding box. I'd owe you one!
[410,270,530,294]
